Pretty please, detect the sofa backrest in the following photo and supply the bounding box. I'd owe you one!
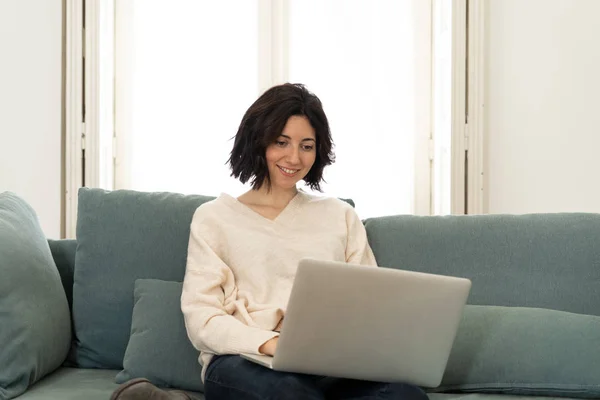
[49,204,600,320]
[364,213,600,317]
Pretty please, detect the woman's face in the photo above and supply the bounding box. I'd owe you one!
[265,115,317,191]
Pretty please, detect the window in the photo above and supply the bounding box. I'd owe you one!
[287,0,430,217]
[115,0,259,197]
[69,0,454,228]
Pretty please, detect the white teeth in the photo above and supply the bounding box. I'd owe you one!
[279,166,298,174]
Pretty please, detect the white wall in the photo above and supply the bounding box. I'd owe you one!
[484,0,600,214]
[0,0,63,237]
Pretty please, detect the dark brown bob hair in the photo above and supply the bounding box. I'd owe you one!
[227,83,335,192]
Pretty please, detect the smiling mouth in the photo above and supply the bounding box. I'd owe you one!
[277,165,300,176]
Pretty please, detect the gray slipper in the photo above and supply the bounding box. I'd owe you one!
[110,378,192,400]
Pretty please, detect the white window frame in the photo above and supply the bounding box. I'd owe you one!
[450,0,485,215]
[84,0,115,192]
[466,0,485,215]
[413,0,434,216]
[257,0,289,92]
[66,0,478,230]
[65,0,115,238]
[113,0,133,191]
[65,0,84,238]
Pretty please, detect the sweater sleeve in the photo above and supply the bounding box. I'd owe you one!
[345,206,378,266]
[181,211,279,356]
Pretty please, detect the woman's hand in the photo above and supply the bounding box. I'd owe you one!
[258,337,279,356]
[258,317,283,356]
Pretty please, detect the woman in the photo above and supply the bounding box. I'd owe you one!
[182,83,427,400]
[111,83,428,400]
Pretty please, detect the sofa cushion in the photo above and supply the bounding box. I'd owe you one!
[431,305,600,398]
[116,279,203,392]
[364,213,600,316]
[48,239,77,312]
[0,192,71,399]
[48,239,79,367]
[15,368,204,400]
[72,188,214,368]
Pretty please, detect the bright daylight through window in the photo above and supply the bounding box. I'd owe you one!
[112,0,451,218]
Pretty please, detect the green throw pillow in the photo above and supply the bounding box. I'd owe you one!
[430,305,600,398]
[116,279,204,393]
[0,192,71,399]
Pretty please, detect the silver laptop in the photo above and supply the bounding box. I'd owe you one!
[241,258,471,388]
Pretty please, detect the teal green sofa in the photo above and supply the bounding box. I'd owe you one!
[4,188,600,400]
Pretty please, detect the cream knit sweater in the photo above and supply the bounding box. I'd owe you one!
[180,190,377,381]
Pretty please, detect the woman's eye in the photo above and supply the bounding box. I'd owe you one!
[303,145,314,151]
[276,141,287,147]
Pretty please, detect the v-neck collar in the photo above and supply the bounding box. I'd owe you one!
[220,190,305,225]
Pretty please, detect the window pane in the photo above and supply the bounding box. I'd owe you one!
[127,0,258,196]
[288,0,424,218]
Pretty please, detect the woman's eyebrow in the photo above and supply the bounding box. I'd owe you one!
[280,134,316,142]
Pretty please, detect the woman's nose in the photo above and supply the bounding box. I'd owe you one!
[286,147,301,164]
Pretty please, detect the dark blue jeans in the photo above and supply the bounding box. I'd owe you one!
[204,355,429,400]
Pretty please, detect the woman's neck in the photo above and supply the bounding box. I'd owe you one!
[242,185,298,209]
